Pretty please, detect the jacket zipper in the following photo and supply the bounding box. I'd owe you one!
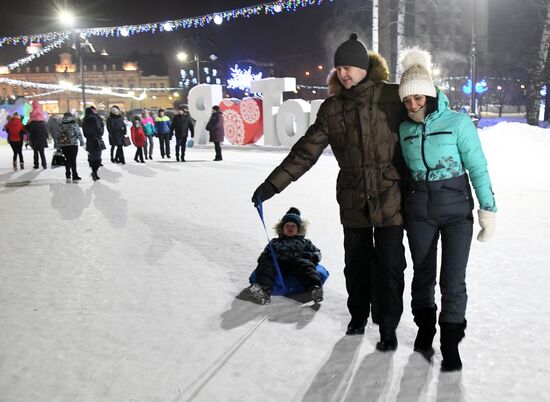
[421,123,429,182]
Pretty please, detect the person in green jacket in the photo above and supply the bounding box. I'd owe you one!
[398,48,497,372]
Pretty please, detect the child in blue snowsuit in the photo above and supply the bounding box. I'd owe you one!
[249,207,323,305]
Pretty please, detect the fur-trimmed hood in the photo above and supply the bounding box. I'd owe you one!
[274,219,309,237]
[327,51,391,97]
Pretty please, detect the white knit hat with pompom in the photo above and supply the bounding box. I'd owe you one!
[398,48,436,101]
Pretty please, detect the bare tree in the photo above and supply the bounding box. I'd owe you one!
[526,0,550,125]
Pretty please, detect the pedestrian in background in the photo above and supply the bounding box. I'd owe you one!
[155,109,171,159]
[82,107,105,181]
[170,105,194,162]
[59,112,85,182]
[4,112,25,170]
[205,105,224,161]
[106,105,127,164]
[131,116,146,163]
[141,109,156,159]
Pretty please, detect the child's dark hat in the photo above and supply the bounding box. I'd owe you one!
[282,207,301,227]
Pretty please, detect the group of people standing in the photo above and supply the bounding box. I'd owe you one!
[252,34,497,372]
[3,103,226,181]
[4,101,50,170]
[106,105,224,164]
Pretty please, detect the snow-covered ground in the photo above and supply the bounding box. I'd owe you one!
[1,122,549,401]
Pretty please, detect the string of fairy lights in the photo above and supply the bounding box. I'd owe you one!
[6,37,69,70]
[0,0,333,100]
[1,77,329,98]
[0,0,332,47]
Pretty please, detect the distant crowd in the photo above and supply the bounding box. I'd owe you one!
[3,102,225,182]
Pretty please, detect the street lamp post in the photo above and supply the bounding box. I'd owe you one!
[74,32,86,110]
[194,51,201,84]
[61,67,71,111]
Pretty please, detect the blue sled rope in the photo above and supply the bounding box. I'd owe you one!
[255,199,287,291]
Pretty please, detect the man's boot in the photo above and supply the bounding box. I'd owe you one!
[376,325,398,351]
[440,320,467,372]
[413,308,437,360]
[346,318,367,335]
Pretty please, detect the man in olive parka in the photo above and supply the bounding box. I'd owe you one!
[252,33,408,350]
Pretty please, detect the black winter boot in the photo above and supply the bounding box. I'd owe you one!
[440,320,467,372]
[413,308,437,360]
[346,318,367,335]
[91,161,100,181]
[376,326,398,351]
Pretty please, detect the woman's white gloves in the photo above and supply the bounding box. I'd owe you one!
[477,209,496,242]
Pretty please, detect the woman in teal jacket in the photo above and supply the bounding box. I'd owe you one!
[398,49,496,372]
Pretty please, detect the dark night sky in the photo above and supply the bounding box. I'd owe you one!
[1,0,373,85]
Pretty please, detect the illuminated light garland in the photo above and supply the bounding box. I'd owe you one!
[0,78,146,100]
[26,89,66,98]
[5,37,68,70]
[441,76,524,83]
[86,84,182,92]
[0,77,181,92]
[2,77,332,99]
[296,84,327,90]
[0,0,333,46]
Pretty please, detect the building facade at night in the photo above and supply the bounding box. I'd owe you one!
[0,50,175,114]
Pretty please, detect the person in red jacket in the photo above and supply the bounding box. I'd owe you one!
[4,112,26,170]
[131,116,146,163]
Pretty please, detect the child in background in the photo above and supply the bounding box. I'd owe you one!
[249,207,323,305]
[131,116,146,163]
[4,113,25,170]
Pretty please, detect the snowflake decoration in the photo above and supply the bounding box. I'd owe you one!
[226,65,262,92]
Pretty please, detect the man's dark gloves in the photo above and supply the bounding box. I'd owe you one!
[252,181,278,207]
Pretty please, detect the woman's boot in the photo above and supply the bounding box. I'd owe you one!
[440,320,467,371]
[413,308,437,360]
[91,160,100,181]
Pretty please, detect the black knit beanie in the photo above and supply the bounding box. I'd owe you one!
[334,33,370,70]
[282,207,301,227]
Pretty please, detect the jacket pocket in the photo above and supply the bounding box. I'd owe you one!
[381,168,402,193]
[404,187,429,219]
[336,170,364,210]
[403,134,419,143]
[426,131,454,146]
